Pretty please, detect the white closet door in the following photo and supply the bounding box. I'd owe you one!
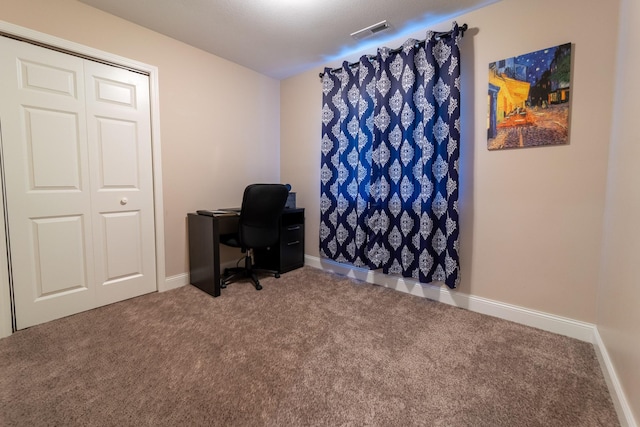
[0,36,156,329]
[84,61,156,306]
[0,37,95,328]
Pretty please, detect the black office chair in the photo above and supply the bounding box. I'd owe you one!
[220,183,289,291]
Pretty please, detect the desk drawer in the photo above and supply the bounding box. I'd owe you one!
[253,210,305,273]
[281,224,303,244]
[280,233,303,272]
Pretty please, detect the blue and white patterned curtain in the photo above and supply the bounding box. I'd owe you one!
[320,23,461,289]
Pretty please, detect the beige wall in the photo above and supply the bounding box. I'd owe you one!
[281,0,619,323]
[598,0,640,421]
[0,0,281,277]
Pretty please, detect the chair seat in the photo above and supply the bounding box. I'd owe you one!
[220,233,240,248]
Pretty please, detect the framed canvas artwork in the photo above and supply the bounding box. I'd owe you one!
[487,43,572,150]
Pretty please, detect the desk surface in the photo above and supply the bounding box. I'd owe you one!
[196,209,239,217]
[196,207,303,217]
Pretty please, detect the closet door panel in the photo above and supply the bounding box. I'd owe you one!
[32,215,88,296]
[95,118,139,187]
[84,61,156,306]
[99,211,143,282]
[0,37,95,329]
[25,107,82,190]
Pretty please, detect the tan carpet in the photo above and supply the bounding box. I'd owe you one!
[0,266,619,426]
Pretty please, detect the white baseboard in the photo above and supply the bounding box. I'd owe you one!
[305,255,595,342]
[305,255,636,427]
[593,328,638,427]
[162,261,240,292]
[162,272,189,292]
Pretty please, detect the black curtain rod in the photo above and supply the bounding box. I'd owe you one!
[319,23,467,78]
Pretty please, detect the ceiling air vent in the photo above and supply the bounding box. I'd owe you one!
[350,20,391,40]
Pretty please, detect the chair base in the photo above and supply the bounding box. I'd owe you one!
[220,254,280,291]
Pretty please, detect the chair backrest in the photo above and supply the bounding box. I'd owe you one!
[238,184,289,249]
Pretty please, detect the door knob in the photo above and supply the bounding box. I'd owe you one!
[120,197,128,205]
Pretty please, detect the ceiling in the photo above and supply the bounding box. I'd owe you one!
[79,0,497,80]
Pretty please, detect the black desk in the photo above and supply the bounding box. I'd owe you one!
[187,208,304,297]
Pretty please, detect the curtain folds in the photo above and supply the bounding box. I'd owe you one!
[320,23,461,289]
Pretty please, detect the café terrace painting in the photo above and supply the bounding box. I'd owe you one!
[488,43,572,150]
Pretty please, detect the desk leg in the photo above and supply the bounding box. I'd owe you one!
[187,214,221,297]
[212,217,221,297]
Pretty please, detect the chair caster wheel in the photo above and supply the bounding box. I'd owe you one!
[275,273,280,278]
[255,283,263,290]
